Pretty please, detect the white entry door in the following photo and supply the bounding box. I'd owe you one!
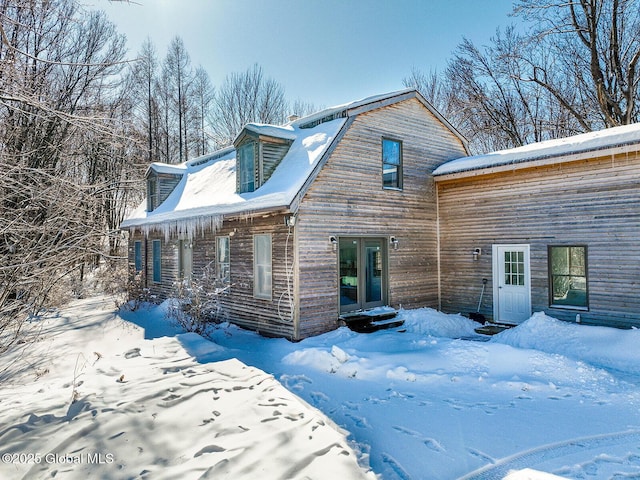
[493,244,531,324]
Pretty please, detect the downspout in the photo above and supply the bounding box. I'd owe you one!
[292,216,301,341]
[435,181,442,311]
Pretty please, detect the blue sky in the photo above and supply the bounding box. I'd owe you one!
[99,0,515,108]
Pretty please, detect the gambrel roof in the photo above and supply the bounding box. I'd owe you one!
[121,89,467,237]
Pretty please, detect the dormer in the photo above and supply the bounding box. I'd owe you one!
[146,164,183,212]
[234,124,295,193]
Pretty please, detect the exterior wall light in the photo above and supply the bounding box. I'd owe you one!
[473,247,482,261]
[390,236,399,250]
[329,236,338,251]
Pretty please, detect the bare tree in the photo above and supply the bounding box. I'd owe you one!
[514,0,640,128]
[209,64,288,147]
[0,0,135,355]
[288,98,321,120]
[163,36,193,162]
[436,0,640,153]
[129,38,159,163]
[190,66,214,157]
[402,66,452,117]
[446,29,583,152]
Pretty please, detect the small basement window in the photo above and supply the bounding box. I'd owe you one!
[382,138,403,190]
[548,245,588,309]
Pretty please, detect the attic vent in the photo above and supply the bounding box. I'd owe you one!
[299,110,347,129]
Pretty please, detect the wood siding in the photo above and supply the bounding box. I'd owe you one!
[436,150,640,328]
[128,214,296,339]
[296,98,468,338]
[261,142,290,184]
[204,214,295,339]
[147,172,182,212]
[126,229,179,300]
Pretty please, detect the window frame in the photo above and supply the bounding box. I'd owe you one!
[152,239,162,283]
[548,245,589,311]
[253,234,272,300]
[216,235,230,284]
[382,137,403,190]
[238,142,256,193]
[147,176,159,211]
[134,240,142,273]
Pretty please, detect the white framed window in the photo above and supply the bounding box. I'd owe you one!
[254,234,272,300]
[216,236,230,284]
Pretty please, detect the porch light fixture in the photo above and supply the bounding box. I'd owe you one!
[473,248,482,261]
[329,236,338,251]
[390,236,399,250]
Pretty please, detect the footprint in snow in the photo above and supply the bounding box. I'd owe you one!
[124,347,141,359]
[392,425,445,453]
[194,445,225,457]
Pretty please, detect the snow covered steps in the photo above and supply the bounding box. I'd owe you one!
[474,323,512,336]
[340,309,404,333]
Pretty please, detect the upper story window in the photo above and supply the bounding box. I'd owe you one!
[238,142,256,193]
[147,176,159,211]
[548,245,588,310]
[234,126,293,194]
[382,138,403,190]
[146,170,181,212]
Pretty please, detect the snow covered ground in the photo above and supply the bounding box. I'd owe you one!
[3,297,640,479]
[0,298,375,480]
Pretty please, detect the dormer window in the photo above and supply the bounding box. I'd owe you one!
[147,175,159,211]
[146,167,182,212]
[234,125,294,194]
[238,142,256,193]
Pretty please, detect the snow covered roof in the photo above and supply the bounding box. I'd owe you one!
[239,123,297,141]
[121,118,345,236]
[433,122,640,177]
[122,89,464,237]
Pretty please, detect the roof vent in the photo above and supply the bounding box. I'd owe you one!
[287,114,299,123]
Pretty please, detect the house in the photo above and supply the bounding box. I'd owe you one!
[120,89,469,340]
[123,86,640,336]
[433,123,640,329]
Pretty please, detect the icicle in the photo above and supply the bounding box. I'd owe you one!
[140,214,223,241]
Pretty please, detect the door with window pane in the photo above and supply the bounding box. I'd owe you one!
[493,244,531,324]
[339,238,387,313]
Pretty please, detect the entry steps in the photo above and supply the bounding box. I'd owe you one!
[340,308,404,333]
[474,323,512,336]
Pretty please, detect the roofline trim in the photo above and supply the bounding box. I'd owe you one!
[434,141,640,182]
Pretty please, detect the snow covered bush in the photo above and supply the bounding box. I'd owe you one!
[120,269,154,311]
[166,264,230,335]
